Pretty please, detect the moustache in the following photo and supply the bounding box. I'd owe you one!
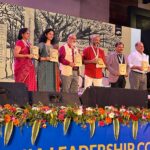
[94,43,100,48]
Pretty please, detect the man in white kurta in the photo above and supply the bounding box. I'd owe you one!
[59,34,80,93]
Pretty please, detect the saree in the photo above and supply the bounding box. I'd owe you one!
[37,43,60,92]
[14,40,37,91]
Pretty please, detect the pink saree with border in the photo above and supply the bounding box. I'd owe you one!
[14,40,37,91]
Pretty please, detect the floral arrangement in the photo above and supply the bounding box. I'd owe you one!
[1,104,150,145]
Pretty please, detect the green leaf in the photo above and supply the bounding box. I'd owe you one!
[4,121,14,145]
[113,118,120,140]
[132,121,138,139]
[63,117,71,135]
[90,122,95,138]
[31,120,41,145]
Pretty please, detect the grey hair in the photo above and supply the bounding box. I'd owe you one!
[67,34,77,40]
[90,34,100,42]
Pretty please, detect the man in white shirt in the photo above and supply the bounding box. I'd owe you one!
[128,42,149,90]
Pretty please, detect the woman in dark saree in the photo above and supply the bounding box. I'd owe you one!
[37,29,60,92]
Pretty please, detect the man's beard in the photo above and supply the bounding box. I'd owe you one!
[93,43,99,48]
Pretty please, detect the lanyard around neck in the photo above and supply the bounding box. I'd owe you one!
[117,54,124,64]
[91,46,99,58]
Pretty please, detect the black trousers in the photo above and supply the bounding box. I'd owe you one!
[111,76,126,88]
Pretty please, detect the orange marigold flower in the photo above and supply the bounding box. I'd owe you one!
[52,108,56,112]
[4,114,11,123]
[146,113,150,119]
[99,108,105,115]
[105,117,112,124]
[24,109,29,114]
[13,119,19,126]
[4,104,12,110]
[42,123,47,128]
[123,111,130,117]
[40,106,49,111]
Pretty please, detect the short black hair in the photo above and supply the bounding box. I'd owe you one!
[115,42,124,47]
[17,28,28,40]
[39,28,56,44]
[135,42,142,47]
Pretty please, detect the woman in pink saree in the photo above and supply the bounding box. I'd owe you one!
[14,28,37,91]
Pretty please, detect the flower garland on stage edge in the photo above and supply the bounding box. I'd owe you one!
[1,104,150,145]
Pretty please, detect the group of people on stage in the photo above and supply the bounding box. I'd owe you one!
[13,27,150,93]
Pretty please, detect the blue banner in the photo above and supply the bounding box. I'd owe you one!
[0,122,150,150]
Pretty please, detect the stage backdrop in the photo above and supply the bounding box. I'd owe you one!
[0,2,141,82]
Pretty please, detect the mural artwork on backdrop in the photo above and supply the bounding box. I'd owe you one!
[0,2,140,82]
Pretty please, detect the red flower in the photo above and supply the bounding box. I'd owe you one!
[130,114,138,121]
[98,121,105,126]
[118,117,123,123]
[59,109,65,113]
[10,107,16,112]
[114,111,120,117]
[41,119,46,124]
[58,113,65,121]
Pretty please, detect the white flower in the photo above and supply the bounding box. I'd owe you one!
[86,107,93,111]
[105,106,112,110]
[32,107,40,111]
[109,112,115,118]
[60,106,66,109]
[120,108,126,113]
[76,109,83,115]
[0,118,4,122]
[137,108,141,111]
[45,110,52,114]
